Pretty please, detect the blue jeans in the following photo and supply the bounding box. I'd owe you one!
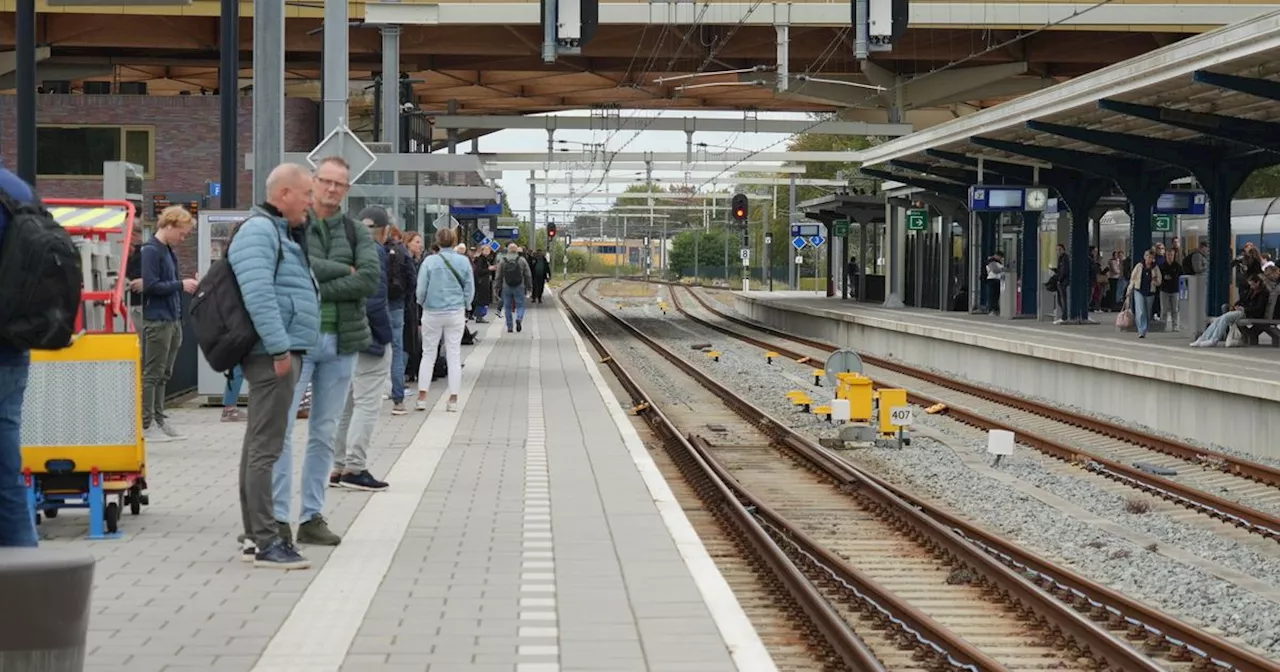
[223,365,244,407]
[389,307,406,403]
[272,334,356,523]
[1133,292,1155,336]
[0,355,37,547]
[503,285,526,330]
[1199,310,1243,345]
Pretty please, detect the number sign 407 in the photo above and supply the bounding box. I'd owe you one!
[888,406,914,427]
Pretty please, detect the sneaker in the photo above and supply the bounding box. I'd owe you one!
[415,398,428,411]
[391,402,407,416]
[340,470,389,492]
[446,398,458,413]
[240,537,258,562]
[253,538,311,570]
[297,514,341,546]
[328,472,342,488]
[157,421,185,440]
[143,425,175,444]
[277,521,293,547]
[222,407,245,422]
[516,319,523,332]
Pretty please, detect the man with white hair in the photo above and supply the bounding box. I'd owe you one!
[229,163,321,569]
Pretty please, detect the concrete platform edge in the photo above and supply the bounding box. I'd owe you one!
[550,291,779,672]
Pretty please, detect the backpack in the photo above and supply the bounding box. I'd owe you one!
[189,220,282,372]
[502,257,523,287]
[386,245,408,301]
[0,190,83,350]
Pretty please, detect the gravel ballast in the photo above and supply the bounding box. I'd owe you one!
[571,283,1280,659]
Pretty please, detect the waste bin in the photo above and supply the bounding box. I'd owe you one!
[0,548,94,671]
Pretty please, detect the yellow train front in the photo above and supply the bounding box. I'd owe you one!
[20,199,148,540]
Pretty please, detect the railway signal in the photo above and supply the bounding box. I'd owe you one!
[547,222,557,239]
[732,193,748,223]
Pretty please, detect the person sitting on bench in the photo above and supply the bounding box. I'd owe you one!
[1192,274,1267,347]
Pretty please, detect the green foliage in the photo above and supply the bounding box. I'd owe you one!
[668,227,736,275]
[1238,166,1280,199]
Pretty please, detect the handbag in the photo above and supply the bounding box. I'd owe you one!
[1115,296,1134,330]
[1226,323,1244,348]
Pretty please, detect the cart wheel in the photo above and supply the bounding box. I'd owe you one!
[128,486,142,515]
[104,502,120,534]
[43,508,58,519]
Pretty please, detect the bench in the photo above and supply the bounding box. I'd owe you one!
[1200,315,1280,346]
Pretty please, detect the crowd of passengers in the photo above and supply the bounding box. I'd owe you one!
[114,158,552,569]
[983,239,1279,345]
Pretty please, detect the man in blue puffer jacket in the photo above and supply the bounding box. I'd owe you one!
[0,165,38,548]
[227,163,321,570]
[329,206,395,492]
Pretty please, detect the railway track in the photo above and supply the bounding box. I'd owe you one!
[561,277,1180,672]
[660,281,1280,544]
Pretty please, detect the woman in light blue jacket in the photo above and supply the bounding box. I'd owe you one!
[414,227,475,412]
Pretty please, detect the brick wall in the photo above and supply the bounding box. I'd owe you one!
[0,94,319,272]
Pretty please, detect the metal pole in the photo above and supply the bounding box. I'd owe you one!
[694,231,700,281]
[252,0,285,203]
[15,0,36,186]
[787,174,797,288]
[615,216,621,279]
[542,0,557,63]
[219,0,239,208]
[322,0,349,136]
[381,26,401,221]
[529,170,537,236]
[723,236,729,283]
[854,0,869,60]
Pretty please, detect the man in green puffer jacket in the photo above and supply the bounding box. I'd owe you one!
[272,156,382,548]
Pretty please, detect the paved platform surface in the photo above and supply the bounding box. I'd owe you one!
[40,298,769,672]
[739,291,1280,383]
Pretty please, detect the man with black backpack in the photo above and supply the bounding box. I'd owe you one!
[495,243,533,333]
[0,164,66,548]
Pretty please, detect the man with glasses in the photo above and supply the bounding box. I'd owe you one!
[272,156,381,547]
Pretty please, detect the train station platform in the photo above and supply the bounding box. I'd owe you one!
[40,301,769,672]
[735,291,1280,461]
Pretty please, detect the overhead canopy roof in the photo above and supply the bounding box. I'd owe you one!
[859,9,1280,175]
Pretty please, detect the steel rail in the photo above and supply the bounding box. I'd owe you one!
[659,280,1280,672]
[663,283,1280,543]
[558,280,887,672]
[570,277,1166,672]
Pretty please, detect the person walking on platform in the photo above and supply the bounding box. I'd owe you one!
[1050,243,1069,324]
[495,243,533,333]
[272,156,381,548]
[530,249,550,303]
[140,206,198,443]
[471,245,494,323]
[329,209,394,492]
[1124,249,1162,339]
[0,165,39,548]
[228,163,320,569]
[366,209,415,416]
[415,227,474,412]
[402,232,425,387]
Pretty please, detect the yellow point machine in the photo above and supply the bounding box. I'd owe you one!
[21,197,146,540]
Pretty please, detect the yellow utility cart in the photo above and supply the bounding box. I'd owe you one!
[20,199,147,539]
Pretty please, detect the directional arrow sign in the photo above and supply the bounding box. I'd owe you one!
[791,236,808,251]
[480,237,493,249]
[809,235,826,248]
[308,122,378,183]
[1153,214,1174,233]
[833,219,850,236]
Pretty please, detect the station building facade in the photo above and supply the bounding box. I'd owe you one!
[0,94,319,209]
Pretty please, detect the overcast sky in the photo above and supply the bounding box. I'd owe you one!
[467,110,813,221]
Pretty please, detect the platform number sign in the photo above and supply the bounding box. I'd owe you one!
[906,209,928,231]
[1153,214,1174,233]
[889,406,913,427]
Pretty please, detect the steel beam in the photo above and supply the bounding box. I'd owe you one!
[1099,98,1280,154]
[859,9,1280,166]
[15,0,35,185]
[219,0,238,208]
[363,1,1280,28]
[246,151,485,174]
[489,162,807,173]
[424,114,911,137]
[859,167,968,203]
[525,177,845,186]
[1193,70,1280,102]
[252,0,285,203]
[322,0,348,134]
[483,150,865,163]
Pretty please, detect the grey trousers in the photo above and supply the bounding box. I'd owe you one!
[141,318,182,428]
[334,349,392,473]
[239,353,301,549]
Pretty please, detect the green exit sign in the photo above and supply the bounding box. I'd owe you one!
[833,220,850,236]
[1152,214,1174,233]
[906,209,928,231]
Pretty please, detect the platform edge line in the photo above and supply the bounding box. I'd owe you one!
[250,319,507,672]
